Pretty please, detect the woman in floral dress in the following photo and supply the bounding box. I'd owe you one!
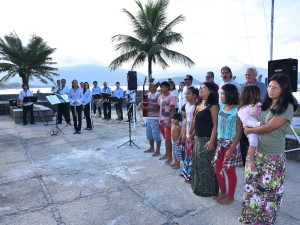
[239,74,298,224]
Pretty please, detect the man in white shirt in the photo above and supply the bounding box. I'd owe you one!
[57,79,71,124]
[92,81,102,117]
[218,66,241,103]
[181,74,195,108]
[102,82,112,119]
[18,84,34,125]
[113,82,124,120]
[52,80,61,93]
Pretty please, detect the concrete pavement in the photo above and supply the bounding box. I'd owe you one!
[0,113,300,225]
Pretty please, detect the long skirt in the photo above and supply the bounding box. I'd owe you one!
[239,152,286,225]
[191,136,219,197]
[180,138,194,181]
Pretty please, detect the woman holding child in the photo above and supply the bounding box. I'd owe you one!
[190,82,219,196]
[239,74,298,224]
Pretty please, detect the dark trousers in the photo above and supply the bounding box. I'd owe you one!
[57,103,70,124]
[240,132,249,166]
[92,101,102,116]
[127,103,135,121]
[115,99,123,120]
[22,104,34,124]
[70,105,82,131]
[103,101,111,119]
[84,103,92,129]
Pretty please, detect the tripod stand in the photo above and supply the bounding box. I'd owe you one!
[47,103,64,135]
[118,102,140,149]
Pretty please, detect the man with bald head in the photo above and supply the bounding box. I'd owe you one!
[102,82,112,119]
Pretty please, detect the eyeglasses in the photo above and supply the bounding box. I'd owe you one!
[245,74,254,76]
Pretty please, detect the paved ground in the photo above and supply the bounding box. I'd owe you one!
[0,112,300,225]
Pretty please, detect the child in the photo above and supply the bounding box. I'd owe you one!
[157,81,176,164]
[238,85,262,174]
[170,112,182,169]
[180,87,198,183]
[212,84,243,205]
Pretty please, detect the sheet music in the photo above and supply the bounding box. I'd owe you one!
[60,94,70,103]
[46,95,61,105]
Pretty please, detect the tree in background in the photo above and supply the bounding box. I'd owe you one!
[109,0,194,79]
[0,32,58,85]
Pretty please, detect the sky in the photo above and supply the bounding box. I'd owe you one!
[0,0,300,78]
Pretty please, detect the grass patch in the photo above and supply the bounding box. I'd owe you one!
[287,127,300,136]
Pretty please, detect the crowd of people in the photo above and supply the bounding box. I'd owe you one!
[17,65,298,224]
[139,66,297,225]
[18,79,137,133]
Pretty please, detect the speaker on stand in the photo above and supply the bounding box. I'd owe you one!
[127,71,137,90]
[268,58,298,92]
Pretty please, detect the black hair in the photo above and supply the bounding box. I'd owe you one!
[198,82,218,106]
[187,86,199,97]
[160,81,170,89]
[263,73,298,115]
[239,85,260,108]
[172,112,182,121]
[116,81,120,85]
[83,82,90,94]
[186,74,193,82]
[221,83,239,105]
[181,104,186,112]
[169,80,176,90]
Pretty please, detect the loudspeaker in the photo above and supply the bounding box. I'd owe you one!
[127,71,137,90]
[268,58,298,92]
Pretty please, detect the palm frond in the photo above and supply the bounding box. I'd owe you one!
[109,50,140,71]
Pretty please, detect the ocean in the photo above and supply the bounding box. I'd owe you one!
[0,86,145,95]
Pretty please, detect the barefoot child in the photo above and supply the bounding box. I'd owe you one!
[180,87,198,183]
[170,112,182,169]
[238,85,262,173]
[157,81,176,164]
[212,84,243,205]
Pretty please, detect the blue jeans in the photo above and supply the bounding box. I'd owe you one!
[146,119,161,141]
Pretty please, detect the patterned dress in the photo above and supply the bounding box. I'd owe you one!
[239,104,294,225]
[180,102,195,181]
[191,104,219,197]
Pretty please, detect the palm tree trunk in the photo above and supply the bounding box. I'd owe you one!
[20,72,28,85]
[148,56,152,80]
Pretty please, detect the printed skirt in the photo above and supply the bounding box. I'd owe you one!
[191,136,219,197]
[180,138,194,181]
[239,152,286,225]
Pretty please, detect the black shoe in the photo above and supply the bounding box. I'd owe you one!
[84,128,92,130]
[125,120,130,122]
[78,131,81,134]
[23,123,27,126]
[31,122,35,125]
[57,122,62,125]
[73,131,78,134]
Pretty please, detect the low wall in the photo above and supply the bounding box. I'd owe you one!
[285,138,300,162]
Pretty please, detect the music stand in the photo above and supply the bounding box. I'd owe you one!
[45,95,68,135]
[23,96,38,104]
[118,103,140,149]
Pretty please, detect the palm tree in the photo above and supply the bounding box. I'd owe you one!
[109,0,195,79]
[0,32,58,85]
